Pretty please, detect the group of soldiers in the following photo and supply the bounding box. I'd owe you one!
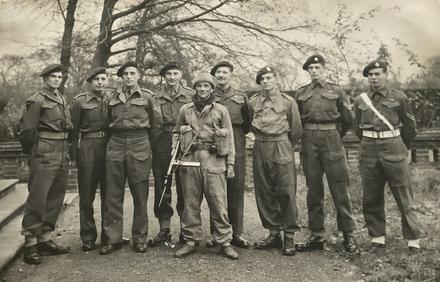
[17,54,424,265]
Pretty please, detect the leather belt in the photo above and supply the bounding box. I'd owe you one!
[362,129,400,139]
[304,123,337,130]
[192,142,214,151]
[111,129,149,138]
[38,131,69,140]
[81,131,106,139]
[254,133,289,142]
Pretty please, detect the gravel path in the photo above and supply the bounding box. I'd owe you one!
[1,185,360,282]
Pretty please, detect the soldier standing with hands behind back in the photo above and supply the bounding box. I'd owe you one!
[249,67,303,256]
[295,55,357,253]
[19,64,72,264]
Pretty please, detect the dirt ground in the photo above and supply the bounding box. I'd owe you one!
[0,180,360,282]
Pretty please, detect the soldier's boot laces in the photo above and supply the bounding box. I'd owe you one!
[148,229,172,247]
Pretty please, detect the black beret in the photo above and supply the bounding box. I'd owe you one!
[363,60,387,77]
[86,67,106,82]
[256,66,276,85]
[39,63,64,77]
[210,61,234,76]
[117,61,139,77]
[159,61,182,76]
[303,54,325,70]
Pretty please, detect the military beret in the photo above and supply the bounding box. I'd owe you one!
[159,61,182,76]
[210,61,234,76]
[302,54,325,70]
[39,63,64,77]
[193,73,216,89]
[363,60,387,77]
[256,66,276,85]
[117,61,139,77]
[85,67,106,82]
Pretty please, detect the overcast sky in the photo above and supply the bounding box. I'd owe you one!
[0,0,439,80]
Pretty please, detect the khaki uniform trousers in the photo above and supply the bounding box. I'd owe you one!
[359,136,424,239]
[77,137,108,244]
[179,150,233,244]
[22,138,69,236]
[104,135,152,244]
[301,129,356,235]
[253,138,299,233]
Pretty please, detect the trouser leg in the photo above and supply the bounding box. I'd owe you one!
[360,152,387,238]
[126,138,151,244]
[322,148,356,233]
[180,163,204,242]
[152,150,174,228]
[382,157,424,240]
[302,135,325,235]
[226,154,246,235]
[253,141,280,231]
[22,139,66,236]
[204,154,233,245]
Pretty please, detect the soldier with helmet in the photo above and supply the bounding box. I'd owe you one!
[173,73,238,260]
[19,63,72,264]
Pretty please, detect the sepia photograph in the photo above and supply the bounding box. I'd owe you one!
[0,0,439,281]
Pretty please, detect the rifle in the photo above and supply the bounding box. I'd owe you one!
[158,136,200,207]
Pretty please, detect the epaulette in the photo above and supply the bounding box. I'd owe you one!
[296,84,309,94]
[391,88,407,98]
[26,92,45,104]
[249,92,260,100]
[141,87,153,94]
[72,92,88,101]
[281,92,294,101]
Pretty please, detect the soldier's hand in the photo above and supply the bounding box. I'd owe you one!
[226,164,235,179]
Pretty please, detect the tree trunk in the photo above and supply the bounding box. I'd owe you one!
[92,0,118,67]
[59,0,79,93]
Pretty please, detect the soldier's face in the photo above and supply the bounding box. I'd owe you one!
[368,68,387,88]
[164,69,182,86]
[307,63,325,81]
[214,67,232,87]
[195,82,213,99]
[122,67,140,87]
[260,73,276,90]
[90,74,108,92]
[44,71,63,89]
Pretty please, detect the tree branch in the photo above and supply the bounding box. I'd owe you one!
[111,0,229,44]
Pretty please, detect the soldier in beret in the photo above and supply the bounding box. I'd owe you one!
[70,67,110,252]
[294,54,357,253]
[353,60,424,254]
[100,62,163,255]
[18,63,72,264]
[249,66,303,256]
[205,61,251,249]
[173,73,238,260]
[148,62,194,247]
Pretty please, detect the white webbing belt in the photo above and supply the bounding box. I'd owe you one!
[360,93,397,137]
